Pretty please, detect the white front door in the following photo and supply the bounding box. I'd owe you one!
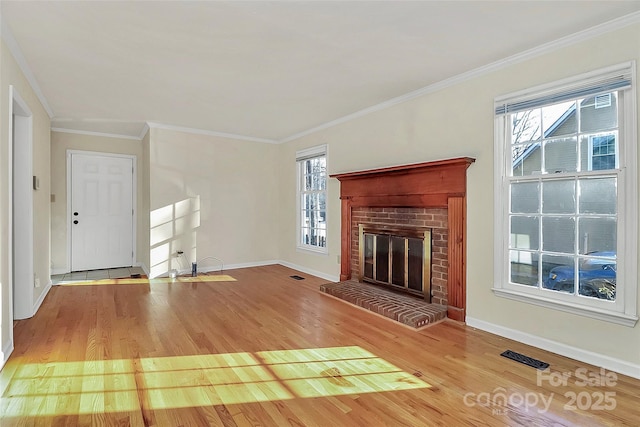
[70,153,134,271]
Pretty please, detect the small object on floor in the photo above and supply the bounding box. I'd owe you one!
[290,275,305,280]
[500,349,549,370]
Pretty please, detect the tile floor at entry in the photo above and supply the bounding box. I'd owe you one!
[52,266,146,285]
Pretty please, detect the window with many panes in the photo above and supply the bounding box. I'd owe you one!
[494,63,637,326]
[297,145,327,253]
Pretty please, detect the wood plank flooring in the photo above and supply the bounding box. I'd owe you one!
[1,264,638,426]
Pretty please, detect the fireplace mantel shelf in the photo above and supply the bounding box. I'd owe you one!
[330,157,475,181]
[331,157,475,209]
[330,157,475,322]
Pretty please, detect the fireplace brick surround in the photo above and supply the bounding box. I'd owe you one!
[331,157,475,322]
[351,207,449,305]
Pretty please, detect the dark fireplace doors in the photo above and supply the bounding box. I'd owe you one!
[359,225,432,301]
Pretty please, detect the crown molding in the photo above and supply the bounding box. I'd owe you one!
[1,16,54,119]
[279,11,640,144]
[3,8,638,145]
[51,127,142,141]
[139,122,150,140]
[146,122,278,144]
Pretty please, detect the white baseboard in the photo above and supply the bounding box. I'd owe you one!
[0,339,14,372]
[221,260,279,271]
[277,261,339,283]
[466,316,640,380]
[186,259,277,276]
[150,260,339,283]
[151,260,281,279]
[135,262,149,276]
[33,282,52,314]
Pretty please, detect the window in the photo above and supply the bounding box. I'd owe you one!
[494,62,637,326]
[589,134,617,170]
[296,145,327,253]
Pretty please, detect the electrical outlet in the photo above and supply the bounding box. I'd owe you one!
[34,277,41,288]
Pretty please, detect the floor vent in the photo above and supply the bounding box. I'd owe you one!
[500,350,549,370]
[290,275,305,280]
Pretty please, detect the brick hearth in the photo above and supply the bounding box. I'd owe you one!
[320,281,447,329]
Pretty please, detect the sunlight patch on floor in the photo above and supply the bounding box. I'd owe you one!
[58,275,237,286]
[0,346,430,417]
[155,275,237,283]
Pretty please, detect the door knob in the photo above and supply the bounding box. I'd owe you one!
[73,220,78,224]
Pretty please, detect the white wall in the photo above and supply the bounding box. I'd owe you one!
[278,24,640,375]
[148,127,280,277]
[141,129,150,272]
[1,39,51,366]
[50,131,146,273]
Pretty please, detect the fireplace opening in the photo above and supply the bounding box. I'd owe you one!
[359,224,432,301]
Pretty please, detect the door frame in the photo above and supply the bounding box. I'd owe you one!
[10,86,34,321]
[66,150,137,272]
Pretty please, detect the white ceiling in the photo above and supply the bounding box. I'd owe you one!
[2,1,640,142]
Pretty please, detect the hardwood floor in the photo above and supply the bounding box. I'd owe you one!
[1,264,638,426]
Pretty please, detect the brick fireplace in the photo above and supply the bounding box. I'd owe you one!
[331,157,475,321]
[352,207,448,305]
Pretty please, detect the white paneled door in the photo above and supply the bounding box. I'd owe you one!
[70,153,134,271]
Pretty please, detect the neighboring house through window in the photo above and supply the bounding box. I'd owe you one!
[296,145,328,253]
[493,62,637,326]
[589,134,617,171]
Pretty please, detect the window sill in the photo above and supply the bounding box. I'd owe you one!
[296,245,329,256]
[492,287,638,327]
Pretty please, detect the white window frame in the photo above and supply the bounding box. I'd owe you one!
[296,145,328,254]
[493,62,638,326]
